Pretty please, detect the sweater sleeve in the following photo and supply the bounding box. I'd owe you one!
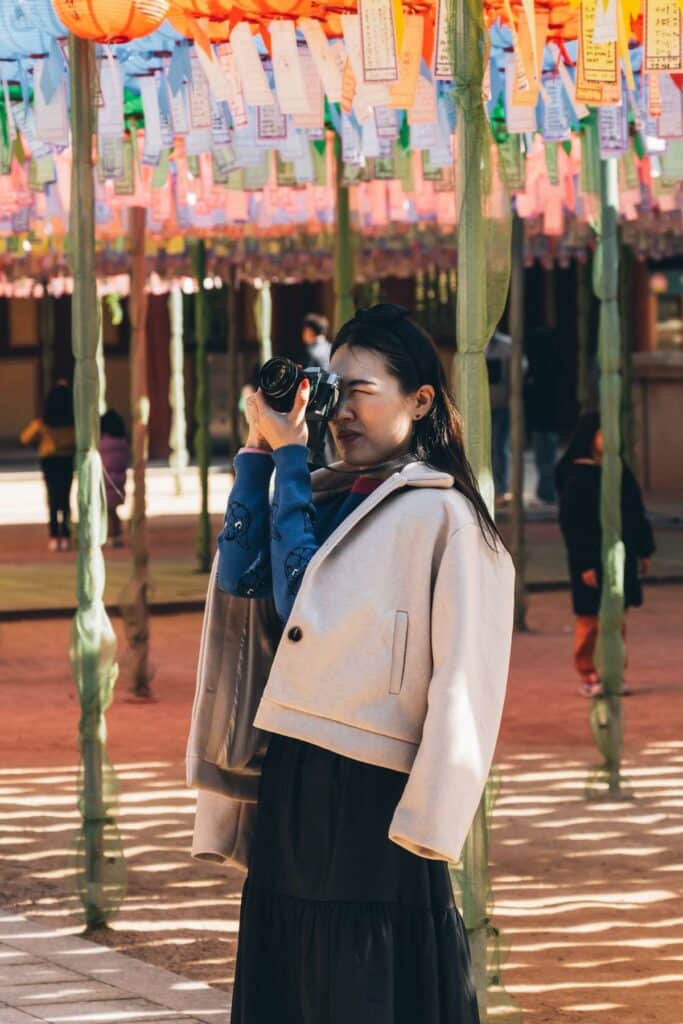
[216,451,274,598]
[270,445,319,623]
[388,525,515,864]
[20,419,41,446]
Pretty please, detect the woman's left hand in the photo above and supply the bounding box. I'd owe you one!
[245,381,310,451]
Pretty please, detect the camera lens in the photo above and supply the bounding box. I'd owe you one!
[259,358,299,400]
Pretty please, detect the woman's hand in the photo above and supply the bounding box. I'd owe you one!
[245,381,310,452]
[639,557,651,575]
[581,568,599,588]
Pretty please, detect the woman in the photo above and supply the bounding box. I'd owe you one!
[555,412,655,697]
[187,305,515,1023]
[20,381,75,551]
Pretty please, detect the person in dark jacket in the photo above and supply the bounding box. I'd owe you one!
[555,412,655,697]
[100,409,130,547]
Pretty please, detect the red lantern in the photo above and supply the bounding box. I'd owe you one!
[52,0,170,42]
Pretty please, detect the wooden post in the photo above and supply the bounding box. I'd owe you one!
[67,32,123,929]
[192,241,211,573]
[509,212,527,631]
[127,206,152,699]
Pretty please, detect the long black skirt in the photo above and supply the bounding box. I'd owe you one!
[230,733,480,1024]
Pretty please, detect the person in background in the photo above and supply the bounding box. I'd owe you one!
[555,412,655,698]
[301,312,331,371]
[21,381,75,552]
[525,325,560,505]
[485,326,512,504]
[100,409,130,548]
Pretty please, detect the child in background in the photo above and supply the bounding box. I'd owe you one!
[21,381,75,552]
[555,412,655,697]
[100,409,130,548]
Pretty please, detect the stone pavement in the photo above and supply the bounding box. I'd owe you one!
[0,911,229,1024]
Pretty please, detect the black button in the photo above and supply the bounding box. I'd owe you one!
[287,626,303,642]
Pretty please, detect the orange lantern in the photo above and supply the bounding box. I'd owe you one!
[167,3,233,41]
[172,0,232,15]
[52,0,170,42]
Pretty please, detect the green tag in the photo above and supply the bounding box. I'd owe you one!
[545,142,559,186]
[395,143,414,191]
[152,149,170,189]
[497,136,526,191]
[187,154,200,178]
[422,151,444,182]
[244,156,269,190]
[0,133,12,176]
[661,139,683,186]
[28,156,57,191]
[373,155,395,179]
[579,120,600,197]
[113,138,135,195]
[211,146,236,184]
[311,144,327,186]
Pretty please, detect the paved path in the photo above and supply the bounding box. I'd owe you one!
[0,911,229,1024]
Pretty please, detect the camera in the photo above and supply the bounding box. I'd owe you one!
[258,357,342,465]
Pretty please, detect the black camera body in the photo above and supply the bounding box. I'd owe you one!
[258,357,341,466]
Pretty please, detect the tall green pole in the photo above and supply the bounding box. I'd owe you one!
[509,212,527,631]
[192,241,211,572]
[592,156,626,795]
[68,33,123,929]
[452,0,493,1012]
[619,232,635,471]
[128,206,152,699]
[334,136,354,330]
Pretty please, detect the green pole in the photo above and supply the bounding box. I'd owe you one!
[333,136,355,330]
[127,206,152,699]
[67,33,124,929]
[168,285,189,496]
[509,212,527,632]
[591,156,626,795]
[97,298,107,415]
[192,241,211,573]
[619,232,635,471]
[452,0,493,1012]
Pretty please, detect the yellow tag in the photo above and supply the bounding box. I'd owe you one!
[389,13,423,108]
[576,0,619,104]
[341,58,356,114]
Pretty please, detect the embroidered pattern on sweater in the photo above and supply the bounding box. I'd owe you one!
[237,550,271,598]
[284,546,318,595]
[224,502,252,550]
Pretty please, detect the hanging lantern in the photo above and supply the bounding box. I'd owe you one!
[167,4,232,43]
[52,0,170,43]
[172,0,232,16]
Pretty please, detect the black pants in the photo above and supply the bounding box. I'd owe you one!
[41,455,74,539]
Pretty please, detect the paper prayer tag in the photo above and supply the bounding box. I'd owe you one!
[359,0,399,83]
[299,18,343,103]
[230,23,274,108]
[292,47,325,130]
[270,21,312,116]
[644,0,682,72]
[389,14,423,109]
[576,0,619,104]
[592,0,618,45]
[408,75,438,126]
[433,0,453,79]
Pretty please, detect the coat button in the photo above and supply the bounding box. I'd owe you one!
[287,626,303,642]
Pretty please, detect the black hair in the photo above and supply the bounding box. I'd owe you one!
[43,382,74,428]
[302,312,329,338]
[554,411,601,494]
[331,304,502,549]
[100,408,126,439]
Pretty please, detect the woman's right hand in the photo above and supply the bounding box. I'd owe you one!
[244,390,273,452]
[581,568,599,588]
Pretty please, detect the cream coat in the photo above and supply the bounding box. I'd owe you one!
[187,460,515,870]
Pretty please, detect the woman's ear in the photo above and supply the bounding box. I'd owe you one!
[413,385,436,421]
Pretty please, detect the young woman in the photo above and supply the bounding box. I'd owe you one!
[20,381,75,551]
[187,305,514,1023]
[556,412,655,697]
[99,408,130,548]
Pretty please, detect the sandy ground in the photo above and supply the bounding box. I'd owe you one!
[0,589,682,1023]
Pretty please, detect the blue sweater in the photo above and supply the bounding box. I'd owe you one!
[217,445,376,623]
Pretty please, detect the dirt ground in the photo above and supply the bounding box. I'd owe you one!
[0,588,682,1024]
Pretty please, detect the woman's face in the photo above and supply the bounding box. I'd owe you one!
[328,344,434,469]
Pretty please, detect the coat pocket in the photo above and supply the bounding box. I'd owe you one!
[389,611,409,694]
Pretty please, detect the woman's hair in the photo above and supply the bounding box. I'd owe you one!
[43,382,74,428]
[331,304,501,548]
[100,408,126,439]
[554,411,601,494]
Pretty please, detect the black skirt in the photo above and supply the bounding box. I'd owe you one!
[231,733,480,1024]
